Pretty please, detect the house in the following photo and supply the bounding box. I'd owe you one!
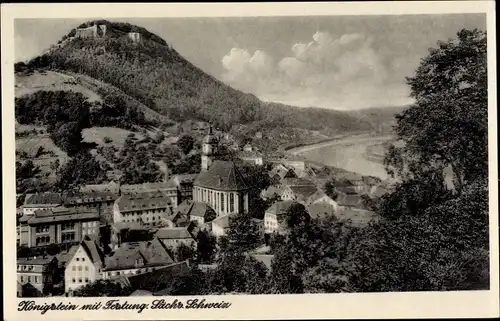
[64,236,104,294]
[306,203,336,220]
[175,199,217,226]
[21,207,100,248]
[154,227,196,248]
[264,200,296,234]
[121,181,179,208]
[63,191,118,226]
[17,256,58,297]
[336,188,366,210]
[80,181,120,194]
[335,208,380,227]
[22,192,63,216]
[193,160,249,217]
[113,193,173,227]
[238,150,264,166]
[210,213,236,238]
[109,221,151,250]
[269,164,296,182]
[171,174,199,202]
[281,155,307,177]
[243,143,254,152]
[102,238,175,280]
[126,261,190,295]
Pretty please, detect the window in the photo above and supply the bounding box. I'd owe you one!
[72,266,76,271]
[78,266,82,271]
[230,193,234,212]
[78,278,82,283]
[221,194,225,212]
[28,276,31,283]
[72,278,76,283]
[82,258,85,262]
[20,276,24,283]
[35,276,39,283]
[76,258,79,261]
[85,278,89,283]
[85,266,89,271]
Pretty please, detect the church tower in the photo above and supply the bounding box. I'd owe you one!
[201,125,219,171]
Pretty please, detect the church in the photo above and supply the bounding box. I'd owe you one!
[192,127,250,217]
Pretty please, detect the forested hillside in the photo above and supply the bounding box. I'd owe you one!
[16,20,381,135]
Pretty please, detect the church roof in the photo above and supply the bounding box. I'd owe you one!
[194,160,248,191]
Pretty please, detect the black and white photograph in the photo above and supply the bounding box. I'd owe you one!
[2,1,498,320]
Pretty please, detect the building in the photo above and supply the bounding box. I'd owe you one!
[238,150,264,166]
[102,238,175,280]
[306,202,337,220]
[21,207,100,248]
[22,192,63,216]
[281,155,308,177]
[336,187,366,210]
[120,181,178,207]
[210,213,236,238]
[269,164,296,182]
[126,261,191,295]
[264,200,296,234]
[305,190,339,211]
[80,181,120,194]
[17,256,58,297]
[109,221,151,250]
[113,193,173,227]
[154,227,197,248]
[63,191,118,225]
[64,237,105,294]
[335,208,380,227]
[193,160,250,217]
[170,174,199,202]
[175,199,216,226]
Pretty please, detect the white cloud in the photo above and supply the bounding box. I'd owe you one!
[220,31,413,110]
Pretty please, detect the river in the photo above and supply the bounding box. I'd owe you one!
[288,134,394,180]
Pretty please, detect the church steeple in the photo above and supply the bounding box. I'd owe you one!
[201,124,219,171]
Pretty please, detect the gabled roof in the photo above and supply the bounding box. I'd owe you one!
[121,181,177,193]
[194,160,248,191]
[289,185,319,200]
[24,193,62,206]
[306,203,336,219]
[116,194,172,213]
[104,238,174,271]
[28,207,100,224]
[80,182,119,194]
[265,200,296,217]
[176,200,216,219]
[63,191,117,205]
[154,227,195,240]
[17,256,57,266]
[66,237,104,266]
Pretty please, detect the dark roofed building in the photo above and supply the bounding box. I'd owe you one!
[125,261,190,295]
[23,207,100,248]
[193,160,250,217]
[22,192,63,216]
[102,238,175,279]
[154,227,196,248]
[175,199,216,226]
[63,191,118,226]
[113,193,173,227]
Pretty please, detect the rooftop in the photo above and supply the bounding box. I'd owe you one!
[116,194,172,213]
[306,203,336,219]
[63,191,118,205]
[127,261,190,294]
[121,181,177,192]
[336,208,380,227]
[289,185,319,200]
[176,200,216,219]
[104,238,174,271]
[17,256,57,265]
[211,213,237,229]
[265,200,296,217]
[281,177,315,187]
[194,160,248,191]
[28,207,100,224]
[154,227,194,240]
[24,193,63,206]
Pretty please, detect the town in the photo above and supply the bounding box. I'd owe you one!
[16,126,387,297]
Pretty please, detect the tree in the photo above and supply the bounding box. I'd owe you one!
[196,230,217,263]
[324,179,338,200]
[174,243,197,262]
[224,212,263,253]
[55,151,106,192]
[49,121,84,156]
[177,135,195,155]
[72,280,133,297]
[385,29,487,192]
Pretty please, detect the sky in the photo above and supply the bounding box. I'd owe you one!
[15,14,486,110]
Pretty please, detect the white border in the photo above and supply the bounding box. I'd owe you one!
[2,2,498,320]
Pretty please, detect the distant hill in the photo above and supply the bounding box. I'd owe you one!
[16,20,400,138]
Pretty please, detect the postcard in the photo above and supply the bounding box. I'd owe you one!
[1,1,498,320]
